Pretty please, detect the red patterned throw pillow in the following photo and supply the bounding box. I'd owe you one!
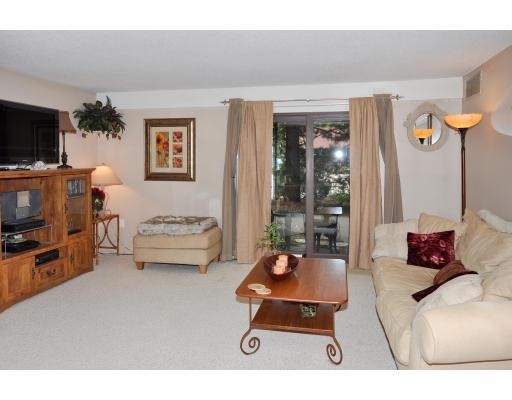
[407,230,455,269]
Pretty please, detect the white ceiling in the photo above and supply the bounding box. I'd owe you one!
[1,31,511,93]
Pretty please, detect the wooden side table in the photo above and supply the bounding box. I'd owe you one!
[93,213,120,265]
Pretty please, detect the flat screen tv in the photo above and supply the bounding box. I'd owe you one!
[0,99,59,165]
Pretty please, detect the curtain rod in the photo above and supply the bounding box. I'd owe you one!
[220,94,403,105]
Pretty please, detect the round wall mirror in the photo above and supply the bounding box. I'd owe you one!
[404,103,448,152]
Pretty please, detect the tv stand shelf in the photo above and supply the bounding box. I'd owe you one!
[1,224,53,255]
[0,168,95,312]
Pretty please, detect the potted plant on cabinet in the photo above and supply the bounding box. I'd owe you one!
[73,96,126,139]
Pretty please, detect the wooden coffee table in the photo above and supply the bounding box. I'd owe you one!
[235,257,348,365]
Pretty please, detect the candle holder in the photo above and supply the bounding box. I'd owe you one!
[263,253,299,281]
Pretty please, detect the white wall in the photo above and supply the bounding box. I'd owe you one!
[464,45,512,220]
[97,107,228,252]
[99,77,461,111]
[0,67,98,168]
[394,99,462,221]
[99,77,463,251]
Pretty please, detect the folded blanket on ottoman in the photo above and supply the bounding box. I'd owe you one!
[137,215,218,235]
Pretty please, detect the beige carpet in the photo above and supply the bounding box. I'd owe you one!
[0,255,395,369]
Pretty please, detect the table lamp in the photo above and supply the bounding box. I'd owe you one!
[413,128,433,144]
[443,113,483,217]
[92,163,123,214]
[57,111,77,169]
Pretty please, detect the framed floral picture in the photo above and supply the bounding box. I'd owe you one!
[144,118,196,181]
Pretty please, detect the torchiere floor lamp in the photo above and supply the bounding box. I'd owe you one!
[443,113,483,218]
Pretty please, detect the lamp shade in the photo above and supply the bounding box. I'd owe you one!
[59,111,77,133]
[444,114,483,130]
[413,128,433,139]
[92,164,123,187]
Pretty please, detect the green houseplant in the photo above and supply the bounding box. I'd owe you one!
[257,223,284,254]
[73,96,126,139]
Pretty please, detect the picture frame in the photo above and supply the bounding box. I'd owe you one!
[144,118,196,181]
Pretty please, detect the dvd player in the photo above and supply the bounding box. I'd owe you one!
[4,239,40,253]
[35,249,60,266]
[1,218,46,233]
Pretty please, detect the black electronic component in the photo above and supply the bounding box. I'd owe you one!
[35,249,60,266]
[1,218,46,233]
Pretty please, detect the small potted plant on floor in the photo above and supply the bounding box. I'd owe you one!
[257,222,284,255]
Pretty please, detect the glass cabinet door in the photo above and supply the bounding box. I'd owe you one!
[65,177,87,236]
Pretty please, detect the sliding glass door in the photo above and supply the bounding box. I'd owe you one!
[272,113,349,259]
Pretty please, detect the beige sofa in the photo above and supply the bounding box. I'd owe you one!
[371,210,512,369]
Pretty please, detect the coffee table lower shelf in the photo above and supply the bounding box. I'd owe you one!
[240,299,343,365]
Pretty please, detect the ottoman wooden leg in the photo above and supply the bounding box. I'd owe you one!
[199,264,208,274]
[136,262,145,270]
[215,254,220,262]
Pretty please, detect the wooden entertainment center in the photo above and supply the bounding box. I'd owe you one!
[0,168,94,312]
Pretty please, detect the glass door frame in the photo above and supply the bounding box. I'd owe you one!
[273,111,349,260]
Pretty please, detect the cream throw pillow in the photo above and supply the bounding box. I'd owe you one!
[459,216,512,274]
[419,213,467,259]
[418,213,467,248]
[372,219,418,260]
[482,260,512,301]
[458,209,483,257]
[416,274,482,314]
[478,209,512,234]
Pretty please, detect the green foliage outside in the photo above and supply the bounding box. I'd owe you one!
[272,119,350,206]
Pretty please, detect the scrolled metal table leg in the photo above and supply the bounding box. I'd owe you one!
[240,328,260,355]
[326,336,343,365]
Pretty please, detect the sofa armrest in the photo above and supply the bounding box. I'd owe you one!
[411,301,512,366]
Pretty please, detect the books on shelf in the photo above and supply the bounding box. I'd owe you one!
[67,179,85,197]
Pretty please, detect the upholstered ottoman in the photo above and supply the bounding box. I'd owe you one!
[133,216,222,274]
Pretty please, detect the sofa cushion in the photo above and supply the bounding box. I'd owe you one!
[482,260,512,301]
[458,209,485,259]
[406,231,455,269]
[372,258,437,296]
[458,217,512,274]
[416,274,483,314]
[418,213,467,256]
[376,289,417,366]
[418,213,467,238]
[478,209,512,234]
[137,215,218,235]
[411,259,471,303]
[372,219,418,260]
[412,271,478,302]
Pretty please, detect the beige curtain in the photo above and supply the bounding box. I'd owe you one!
[236,101,273,263]
[375,94,403,223]
[349,97,382,270]
[221,99,243,261]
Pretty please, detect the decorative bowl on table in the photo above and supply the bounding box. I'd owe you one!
[263,253,299,281]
